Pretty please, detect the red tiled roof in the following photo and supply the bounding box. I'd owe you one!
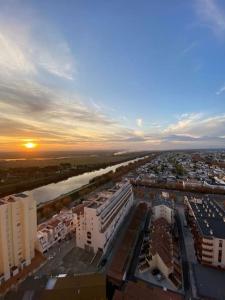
[72,204,85,215]
[150,218,173,268]
[107,203,148,285]
[48,219,61,227]
[113,280,184,300]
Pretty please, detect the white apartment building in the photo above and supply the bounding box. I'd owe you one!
[185,197,225,269]
[0,193,37,285]
[74,181,134,254]
[152,197,174,224]
[36,209,76,253]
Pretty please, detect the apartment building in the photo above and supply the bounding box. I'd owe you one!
[137,196,182,289]
[36,209,76,253]
[185,196,225,269]
[152,197,174,224]
[147,218,182,288]
[0,193,37,285]
[73,180,134,254]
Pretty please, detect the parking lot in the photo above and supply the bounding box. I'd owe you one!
[35,237,98,277]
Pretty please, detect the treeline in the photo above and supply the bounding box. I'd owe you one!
[37,156,154,223]
[132,180,225,195]
[0,155,148,198]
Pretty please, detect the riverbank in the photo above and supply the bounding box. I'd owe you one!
[37,156,154,223]
[0,152,151,198]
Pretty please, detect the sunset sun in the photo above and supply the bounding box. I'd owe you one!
[24,142,37,149]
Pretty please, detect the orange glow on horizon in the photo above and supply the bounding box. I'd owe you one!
[23,142,38,149]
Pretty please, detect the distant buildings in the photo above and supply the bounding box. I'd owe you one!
[134,151,225,190]
[73,181,134,254]
[36,209,76,253]
[0,194,37,285]
[185,196,225,269]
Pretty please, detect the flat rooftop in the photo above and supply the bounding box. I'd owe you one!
[0,193,30,206]
[190,198,225,239]
[41,274,106,300]
[107,203,148,285]
[113,280,184,300]
[84,181,130,210]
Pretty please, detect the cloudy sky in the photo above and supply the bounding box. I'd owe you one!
[1,0,225,151]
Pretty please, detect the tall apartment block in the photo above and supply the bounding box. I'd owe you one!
[73,181,134,254]
[185,196,225,269]
[0,193,37,285]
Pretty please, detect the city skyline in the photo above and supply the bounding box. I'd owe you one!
[1,0,225,151]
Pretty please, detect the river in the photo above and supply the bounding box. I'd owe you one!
[25,156,147,205]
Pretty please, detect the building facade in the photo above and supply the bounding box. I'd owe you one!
[152,197,174,224]
[0,193,37,285]
[137,196,182,289]
[36,209,76,253]
[185,196,225,269]
[74,181,134,254]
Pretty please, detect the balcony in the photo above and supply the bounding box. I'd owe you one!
[201,259,212,265]
[202,254,213,261]
[202,246,213,253]
[202,241,213,248]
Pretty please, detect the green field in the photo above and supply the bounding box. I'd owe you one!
[0,150,150,168]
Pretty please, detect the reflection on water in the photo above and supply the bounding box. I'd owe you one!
[26,156,147,205]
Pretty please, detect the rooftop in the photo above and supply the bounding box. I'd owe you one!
[0,193,32,206]
[190,198,225,239]
[150,218,173,268]
[152,197,173,209]
[40,274,106,300]
[87,181,130,209]
[107,203,148,285]
[113,280,184,300]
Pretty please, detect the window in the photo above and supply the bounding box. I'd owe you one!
[218,250,222,263]
[219,240,223,248]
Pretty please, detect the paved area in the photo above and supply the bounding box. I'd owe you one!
[176,204,198,299]
[176,205,197,264]
[193,264,225,300]
[35,236,97,277]
[3,238,97,300]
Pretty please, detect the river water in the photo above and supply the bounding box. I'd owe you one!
[25,156,147,205]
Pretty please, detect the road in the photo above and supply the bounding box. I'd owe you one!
[176,204,198,300]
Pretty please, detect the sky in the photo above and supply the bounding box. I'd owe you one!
[0,0,225,152]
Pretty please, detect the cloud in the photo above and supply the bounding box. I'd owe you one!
[163,113,225,137]
[164,113,203,135]
[136,118,143,127]
[0,12,75,80]
[216,84,225,95]
[0,3,224,151]
[0,77,148,149]
[181,42,198,55]
[195,0,225,36]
